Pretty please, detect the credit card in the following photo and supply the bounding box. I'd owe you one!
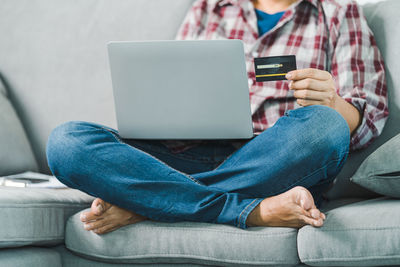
[254,55,297,82]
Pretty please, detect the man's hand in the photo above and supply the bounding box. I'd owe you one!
[286,68,339,108]
[286,68,361,134]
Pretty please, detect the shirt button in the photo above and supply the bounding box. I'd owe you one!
[248,78,254,86]
[252,51,259,58]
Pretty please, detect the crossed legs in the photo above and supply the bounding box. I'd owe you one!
[47,105,349,234]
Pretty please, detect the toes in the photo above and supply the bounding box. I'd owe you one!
[91,198,112,216]
[299,207,325,227]
[309,208,326,221]
[80,210,101,222]
[93,224,120,235]
[313,218,324,227]
[80,211,89,222]
[291,187,313,210]
[84,218,110,231]
[91,198,105,216]
[310,208,321,219]
[300,215,324,227]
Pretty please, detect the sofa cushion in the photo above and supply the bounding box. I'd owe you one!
[54,245,207,267]
[0,187,93,248]
[351,133,400,198]
[66,210,299,266]
[0,246,61,267]
[297,197,400,266]
[319,197,365,213]
[55,245,311,267]
[0,73,38,175]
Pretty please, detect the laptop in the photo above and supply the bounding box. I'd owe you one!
[107,40,253,139]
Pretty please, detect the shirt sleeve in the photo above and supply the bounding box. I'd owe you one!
[330,2,389,151]
[175,0,209,40]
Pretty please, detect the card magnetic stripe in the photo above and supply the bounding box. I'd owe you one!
[255,73,287,78]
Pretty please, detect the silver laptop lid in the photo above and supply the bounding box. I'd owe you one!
[107,40,253,139]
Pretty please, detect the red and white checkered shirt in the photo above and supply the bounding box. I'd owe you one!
[162,0,388,153]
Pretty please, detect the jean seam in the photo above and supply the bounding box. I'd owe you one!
[101,127,124,143]
[101,127,204,186]
[237,198,262,229]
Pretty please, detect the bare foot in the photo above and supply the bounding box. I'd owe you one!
[247,186,326,228]
[80,198,146,234]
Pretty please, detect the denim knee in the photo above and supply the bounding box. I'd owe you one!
[303,106,350,169]
[288,105,350,166]
[313,105,350,155]
[46,121,95,185]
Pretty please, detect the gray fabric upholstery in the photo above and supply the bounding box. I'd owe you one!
[0,74,38,175]
[319,198,365,213]
[0,0,194,173]
[0,74,5,95]
[0,187,93,248]
[55,244,309,267]
[326,0,400,200]
[54,245,214,267]
[298,197,400,266]
[0,246,61,267]
[66,210,299,266]
[351,133,400,197]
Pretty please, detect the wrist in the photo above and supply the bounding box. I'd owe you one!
[332,95,361,134]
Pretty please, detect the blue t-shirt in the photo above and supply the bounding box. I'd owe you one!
[254,8,285,36]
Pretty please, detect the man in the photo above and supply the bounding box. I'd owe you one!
[47,0,388,234]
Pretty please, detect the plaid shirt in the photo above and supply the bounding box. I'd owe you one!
[162,0,388,153]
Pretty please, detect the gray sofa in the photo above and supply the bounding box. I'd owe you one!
[0,0,400,266]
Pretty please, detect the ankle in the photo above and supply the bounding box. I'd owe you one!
[246,202,263,227]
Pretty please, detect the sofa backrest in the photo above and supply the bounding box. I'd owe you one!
[0,0,399,200]
[0,0,194,171]
[0,73,38,175]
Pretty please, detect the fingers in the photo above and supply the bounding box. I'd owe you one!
[287,69,337,108]
[292,89,327,101]
[289,78,333,92]
[286,68,332,81]
[297,98,324,107]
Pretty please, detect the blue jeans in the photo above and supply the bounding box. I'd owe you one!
[46,105,350,229]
